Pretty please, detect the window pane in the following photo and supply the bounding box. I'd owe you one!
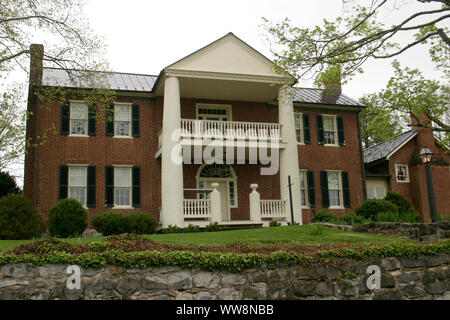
[229,181,235,206]
[323,117,335,131]
[69,167,86,187]
[69,187,86,206]
[329,190,341,206]
[71,119,87,135]
[376,188,385,199]
[367,187,374,199]
[71,103,88,119]
[114,188,130,206]
[396,166,408,181]
[327,172,339,190]
[115,105,131,121]
[299,171,306,188]
[115,122,130,136]
[324,131,335,144]
[114,167,131,187]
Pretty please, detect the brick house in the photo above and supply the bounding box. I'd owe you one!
[24,33,367,228]
[363,114,450,222]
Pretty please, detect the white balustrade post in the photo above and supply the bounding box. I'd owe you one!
[209,183,222,223]
[161,76,184,228]
[249,184,261,223]
[278,85,303,225]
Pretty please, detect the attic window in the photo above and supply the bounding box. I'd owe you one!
[395,164,409,183]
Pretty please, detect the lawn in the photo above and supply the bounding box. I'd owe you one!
[0,225,406,255]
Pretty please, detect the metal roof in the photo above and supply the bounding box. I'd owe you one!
[42,68,158,92]
[292,87,365,107]
[363,130,417,164]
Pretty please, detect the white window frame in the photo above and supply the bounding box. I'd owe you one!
[299,169,309,208]
[114,103,132,138]
[322,114,338,146]
[67,164,88,208]
[195,103,232,121]
[294,113,304,144]
[327,170,344,209]
[395,164,410,183]
[69,101,89,137]
[113,165,133,208]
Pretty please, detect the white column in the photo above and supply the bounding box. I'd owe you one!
[209,183,222,223]
[161,76,184,228]
[249,184,261,223]
[278,85,303,224]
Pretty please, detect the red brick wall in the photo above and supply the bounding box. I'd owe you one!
[295,106,366,224]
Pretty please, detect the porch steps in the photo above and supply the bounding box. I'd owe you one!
[218,220,263,230]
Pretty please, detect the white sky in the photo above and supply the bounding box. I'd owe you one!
[6,0,450,186]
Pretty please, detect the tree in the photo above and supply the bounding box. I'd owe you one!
[261,0,449,86]
[0,170,21,197]
[0,0,115,168]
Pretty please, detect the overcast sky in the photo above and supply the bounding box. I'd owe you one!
[8,0,449,185]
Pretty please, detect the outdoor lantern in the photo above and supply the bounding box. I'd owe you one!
[420,146,433,164]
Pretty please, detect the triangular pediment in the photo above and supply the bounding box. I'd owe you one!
[166,33,289,80]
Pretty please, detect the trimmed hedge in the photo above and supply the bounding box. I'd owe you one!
[355,199,399,221]
[1,239,448,273]
[48,198,87,238]
[92,212,158,236]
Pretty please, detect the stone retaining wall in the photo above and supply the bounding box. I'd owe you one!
[322,221,450,241]
[0,253,449,300]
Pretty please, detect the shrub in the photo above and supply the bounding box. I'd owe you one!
[269,220,281,227]
[312,209,337,223]
[0,171,21,198]
[92,212,128,236]
[48,198,87,238]
[162,224,182,234]
[205,222,223,232]
[125,212,157,235]
[337,212,369,225]
[184,224,201,233]
[384,192,414,213]
[0,194,45,239]
[376,209,419,223]
[355,199,399,221]
[438,214,450,222]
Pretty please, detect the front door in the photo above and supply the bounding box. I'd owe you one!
[204,180,230,221]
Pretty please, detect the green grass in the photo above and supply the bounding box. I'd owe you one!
[146,225,405,246]
[0,225,405,255]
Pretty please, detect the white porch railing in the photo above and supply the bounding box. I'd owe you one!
[180,119,281,140]
[183,199,211,219]
[260,200,287,219]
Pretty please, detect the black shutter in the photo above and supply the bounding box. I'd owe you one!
[132,104,140,137]
[320,171,329,208]
[307,170,315,207]
[342,171,351,208]
[132,166,141,208]
[317,115,325,145]
[86,166,96,208]
[58,165,68,200]
[88,105,96,136]
[105,166,114,207]
[337,116,345,146]
[61,101,70,135]
[303,114,311,144]
[106,103,114,136]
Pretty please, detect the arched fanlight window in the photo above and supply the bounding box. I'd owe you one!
[199,164,233,178]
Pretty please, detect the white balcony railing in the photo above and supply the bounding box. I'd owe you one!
[183,199,210,219]
[180,119,281,140]
[260,200,287,219]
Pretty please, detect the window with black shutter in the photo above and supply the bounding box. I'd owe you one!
[342,171,351,208]
[307,170,316,207]
[105,104,115,136]
[317,115,325,145]
[105,166,114,207]
[337,116,345,146]
[320,171,329,208]
[132,104,140,137]
[59,165,68,199]
[86,166,96,208]
[61,101,70,135]
[303,114,311,144]
[132,166,141,207]
[88,105,97,136]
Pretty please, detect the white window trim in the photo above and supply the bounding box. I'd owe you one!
[322,114,338,147]
[113,102,132,138]
[327,170,344,209]
[68,165,88,209]
[395,164,410,183]
[299,169,309,208]
[69,100,89,137]
[294,113,304,145]
[195,103,232,121]
[112,165,133,209]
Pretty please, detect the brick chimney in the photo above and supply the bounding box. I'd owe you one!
[29,44,44,87]
[321,66,342,104]
[410,112,436,155]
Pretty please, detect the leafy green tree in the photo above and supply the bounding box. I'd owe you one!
[0,170,21,197]
[261,0,449,86]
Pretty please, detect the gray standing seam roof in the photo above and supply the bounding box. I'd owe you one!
[363,130,417,164]
[41,68,364,107]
